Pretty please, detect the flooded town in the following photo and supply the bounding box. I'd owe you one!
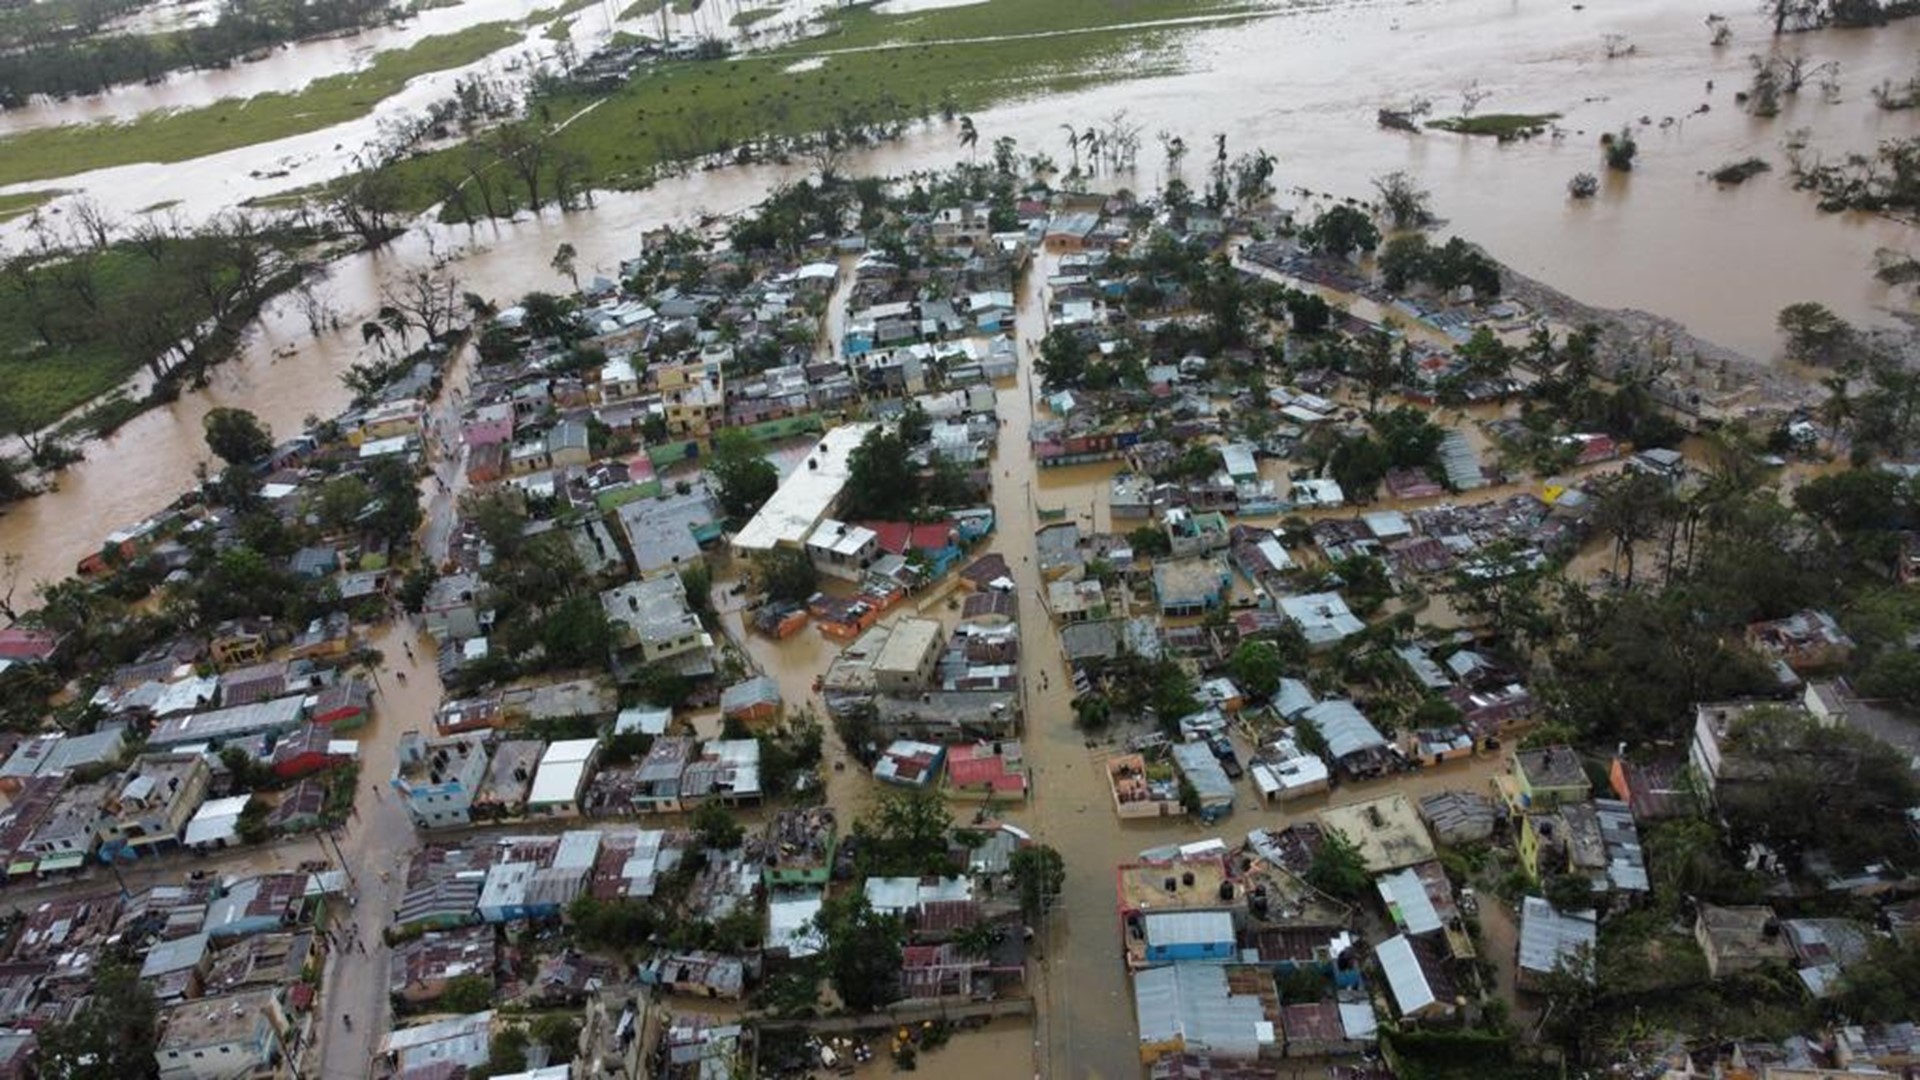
[5,0,1920,1079]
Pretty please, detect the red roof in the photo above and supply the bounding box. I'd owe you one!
[862,520,957,556]
[0,629,58,663]
[945,745,1027,793]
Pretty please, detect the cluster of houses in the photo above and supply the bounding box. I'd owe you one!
[384,808,1032,1012]
[0,866,350,1078]
[0,652,367,881]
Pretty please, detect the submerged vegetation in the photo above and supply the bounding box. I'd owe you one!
[1426,112,1559,140]
[0,22,522,189]
[312,0,1275,222]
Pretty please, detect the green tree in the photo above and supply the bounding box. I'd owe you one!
[1372,405,1445,470]
[36,962,160,1079]
[1328,435,1390,501]
[530,1013,582,1058]
[693,800,745,850]
[840,427,919,519]
[1837,936,1920,1022]
[855,789,955,877]
[1010,843,1066,921]
[1035,328,1088,390]
[539,594,613,669]
[568,895,656,953]
[551,242,579,291]
[1304,828,1370,900]
[1373,170,1433,228]
[441,973,494,1013]
[202,406,273,466]
[707,427,779,522]
[1302,204,1380,258]
[1127,524,1172,558]
[1228,640,1287,698]
[1777,301,1854,366]
[814,891,904,1013]
[756,548,819,605]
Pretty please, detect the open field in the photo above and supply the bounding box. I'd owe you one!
[365,0,1273,216]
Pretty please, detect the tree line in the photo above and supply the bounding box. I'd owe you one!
[0,204,316,468]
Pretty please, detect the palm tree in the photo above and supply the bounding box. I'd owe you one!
[1819,372,1853,453]
[1061,124,1081,175]
[958,116,978,163]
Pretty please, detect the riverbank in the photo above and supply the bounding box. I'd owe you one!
[0,20,524,188]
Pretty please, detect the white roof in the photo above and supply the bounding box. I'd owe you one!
[1377,868,1442,935]
[732,423,879,552]
[183,794,252,847]
[1376,935,1436,1015]
[381,1011,495,1070]
[529,739,599,806]
[863,875,971,915]
[1279,592,1365,645]
[768,891,825,958]
[1143,909,1235,948]
[615,707,671,735]
[806,518,878,557]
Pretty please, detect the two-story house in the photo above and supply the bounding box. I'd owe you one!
[392,733,490,829]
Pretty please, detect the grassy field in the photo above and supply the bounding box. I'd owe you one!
[731,6,777,27]
[0,233,309,438]
[362,0,1272,216]
[0,21,521,188]
[0,190,63,223]
[1426,112,1559,139]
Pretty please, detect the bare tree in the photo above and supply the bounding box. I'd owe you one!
[491,125,549,212]
[380,266,463,344]
[67,197,116,251]
[1707,13,1733,46]
[1459,79,1493,118]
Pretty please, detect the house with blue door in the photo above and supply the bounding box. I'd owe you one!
[1142,910,1238,964]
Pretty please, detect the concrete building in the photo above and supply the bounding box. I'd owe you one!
[155,988,288,1080]
[529,739,601,816]
[392,732,490,828]
[102,753,211,853]
[602,576,711,665]
[804,518,882,581]
[732,422,880,555]
[1695,903,1790,978]
[872,618,945,694]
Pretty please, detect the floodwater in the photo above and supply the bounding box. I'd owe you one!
[0,2,1915,1062]
[0,0,568,135]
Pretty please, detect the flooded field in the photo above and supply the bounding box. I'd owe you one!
[3,0,1916,594]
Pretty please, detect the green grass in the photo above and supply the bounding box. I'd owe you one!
[1425,113,1560,139]
[731,6,777,27]
[0,22,520,188]
[0,190,63,224]
[619,0,665,18]
[544,16,572,39]
[361,0,1271,217]
[0,234,307,436]
[777,0,1266,54]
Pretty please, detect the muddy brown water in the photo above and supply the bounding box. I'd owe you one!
[3,1,1916,592]
[0,4,1914,1072]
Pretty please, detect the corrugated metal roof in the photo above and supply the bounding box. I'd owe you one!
[1376,935,1435,1015]
[1518,896,1597,977]
[1303,700,1385,761]
[1376,869,1442,935]
[1131,964,1268,1058]
[1144,910,1235,949]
